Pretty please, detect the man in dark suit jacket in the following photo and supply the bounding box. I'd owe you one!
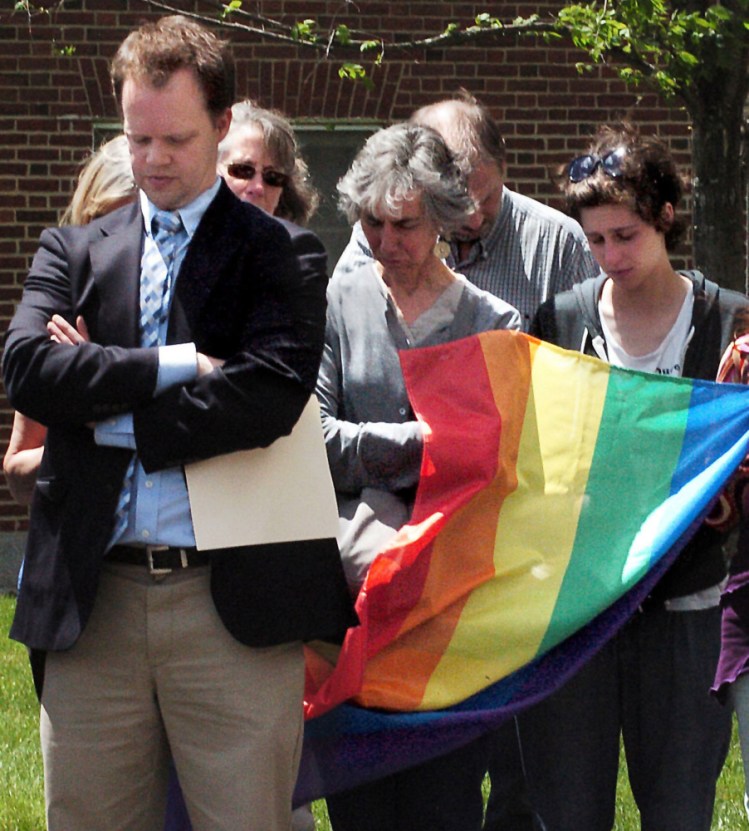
[2,15,355,831]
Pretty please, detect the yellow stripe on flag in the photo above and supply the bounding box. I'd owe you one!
[358,333,532,709]
[421,339,610,707]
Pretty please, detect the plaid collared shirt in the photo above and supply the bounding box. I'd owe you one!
[447,187,601,331]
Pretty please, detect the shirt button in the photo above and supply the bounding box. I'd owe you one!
[141,529,151,539]
[145,480,154,489]
[399,408,406,416]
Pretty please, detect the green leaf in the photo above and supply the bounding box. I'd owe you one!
[221,0,242,18]
[291,19,318,42]
[335,24,351,46]
[475,12,502,29]
[338,62,374,90]
[707,5,732,22]
[677,50,699,66]
[52,41,76,56]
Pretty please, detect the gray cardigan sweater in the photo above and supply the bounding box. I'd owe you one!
[316,264,520,497]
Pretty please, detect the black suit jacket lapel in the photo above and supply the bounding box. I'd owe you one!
[168,183,245,344]
[89,203,143,348]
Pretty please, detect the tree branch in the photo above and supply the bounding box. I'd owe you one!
[137,1,563,56]
[138,0,320,49]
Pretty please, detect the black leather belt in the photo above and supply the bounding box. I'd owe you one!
[107,544,210,575]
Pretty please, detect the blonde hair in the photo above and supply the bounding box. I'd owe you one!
[60,135,136,226]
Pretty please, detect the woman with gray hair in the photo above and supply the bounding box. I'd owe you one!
[317,122,520,831]
[218,99,318,224]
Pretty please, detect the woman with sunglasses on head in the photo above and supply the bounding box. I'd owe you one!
[218,99,319,224]
[520,122,749,831]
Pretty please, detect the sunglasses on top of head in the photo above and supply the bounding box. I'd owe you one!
[226,163,288,188]
[567,146,627,183]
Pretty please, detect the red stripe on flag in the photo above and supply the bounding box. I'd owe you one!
[356,334,519,707]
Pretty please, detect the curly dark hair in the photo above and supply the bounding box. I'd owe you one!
[560,122,687,251]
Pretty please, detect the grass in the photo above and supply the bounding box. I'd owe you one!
[0,596,45,831]
[0,592,746,830]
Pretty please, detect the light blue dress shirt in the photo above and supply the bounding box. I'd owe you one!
[96,179,222,548]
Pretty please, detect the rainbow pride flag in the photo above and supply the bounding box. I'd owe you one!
[296,330,749,802]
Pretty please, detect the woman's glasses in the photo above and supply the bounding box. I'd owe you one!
[568,147,627,183]
[226,163,288,188]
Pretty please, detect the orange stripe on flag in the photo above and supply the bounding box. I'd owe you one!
[357,333,534,709]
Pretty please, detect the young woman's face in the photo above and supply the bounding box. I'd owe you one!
[580,203,673,291]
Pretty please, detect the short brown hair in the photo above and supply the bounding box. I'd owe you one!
[560,122,687,251]
[111,15,235,119]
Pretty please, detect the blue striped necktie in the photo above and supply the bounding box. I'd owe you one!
[141,210,184,346]
[112,210,185,542]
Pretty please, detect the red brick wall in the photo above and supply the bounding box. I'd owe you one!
[0,0,690,532]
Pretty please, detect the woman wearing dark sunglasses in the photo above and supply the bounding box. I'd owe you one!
[218,99,319,224]
[522,122,748,831]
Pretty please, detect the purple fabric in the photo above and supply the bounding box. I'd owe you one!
[162,529,685,828]
[293,510,702,806]
[713,593,749,702]
[163,767,189,831]
[713,518,749,701]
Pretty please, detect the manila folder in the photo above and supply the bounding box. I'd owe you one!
[185,395,338,550]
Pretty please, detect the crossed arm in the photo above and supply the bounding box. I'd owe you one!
[2,311,225,504]
[3,314,90,505]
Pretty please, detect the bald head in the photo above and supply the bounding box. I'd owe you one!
[410,96,506,174]
[411,95,506,243]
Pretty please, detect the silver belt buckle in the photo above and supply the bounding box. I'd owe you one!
[146,544,173,576]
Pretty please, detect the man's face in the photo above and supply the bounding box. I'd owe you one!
[453,159,504,243]
[122,67,231,211]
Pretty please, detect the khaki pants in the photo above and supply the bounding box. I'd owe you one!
[41,561,304,831]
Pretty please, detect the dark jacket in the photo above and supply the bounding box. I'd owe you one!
[532,270,749,600]
[3,183,357,651]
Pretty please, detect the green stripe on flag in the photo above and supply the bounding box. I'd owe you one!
[539,367,692,653]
